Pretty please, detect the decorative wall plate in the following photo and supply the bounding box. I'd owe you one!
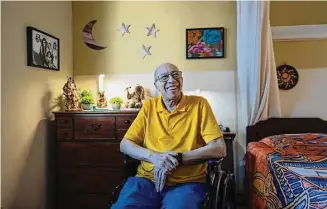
[276,64,299,90]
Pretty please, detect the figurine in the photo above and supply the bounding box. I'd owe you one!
[125,84,145,108]
[63,77,81,111]
[97,90,108,108]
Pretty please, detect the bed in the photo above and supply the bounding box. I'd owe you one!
[245,117,327,209]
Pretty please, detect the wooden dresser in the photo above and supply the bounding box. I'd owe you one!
[53,110,139,209]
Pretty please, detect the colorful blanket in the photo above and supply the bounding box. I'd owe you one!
[245,133,327,209]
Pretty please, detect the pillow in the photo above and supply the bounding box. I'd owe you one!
[259,133,327,154]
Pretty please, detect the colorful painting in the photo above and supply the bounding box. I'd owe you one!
[186,27,225,59]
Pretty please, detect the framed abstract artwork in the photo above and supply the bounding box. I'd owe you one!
[26,26,60,71]
[186,27,225,59]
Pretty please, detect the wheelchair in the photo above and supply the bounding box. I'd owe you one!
[109,155,236,209]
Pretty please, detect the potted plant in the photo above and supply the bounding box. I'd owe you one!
[79,89,94,110]
[109,96,123,110]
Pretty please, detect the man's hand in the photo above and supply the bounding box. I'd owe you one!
[154,167,169,192]
[151,152,179,192]
[150,152,179,172]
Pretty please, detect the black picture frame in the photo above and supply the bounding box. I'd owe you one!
[26,26,60,71]
[186,27,225,59]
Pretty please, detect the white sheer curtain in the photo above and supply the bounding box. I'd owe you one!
[235,0,281,192]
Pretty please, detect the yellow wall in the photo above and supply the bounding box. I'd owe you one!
[273,40,327,69]
[72,1,236,75]
[1,2,73,208]
[271,1,327,69]
[270,1,327,26]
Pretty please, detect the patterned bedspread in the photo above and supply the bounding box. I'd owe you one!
[245,133,327,209]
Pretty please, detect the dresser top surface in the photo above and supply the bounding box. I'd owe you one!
[53,109,140,115]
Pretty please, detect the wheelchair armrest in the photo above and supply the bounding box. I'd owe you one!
[123,154,140,164]
[123,154,141,178]
[206,158,224,181]
[183,157,223,164]
[205,157,224,171]
[207,157,224,164]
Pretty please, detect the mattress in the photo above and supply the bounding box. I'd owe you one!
[245,133,327,209]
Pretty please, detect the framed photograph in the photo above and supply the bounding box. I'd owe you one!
[26,26,60,71]
[186,27,225,59]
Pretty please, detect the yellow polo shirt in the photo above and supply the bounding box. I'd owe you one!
[124,94,223,185]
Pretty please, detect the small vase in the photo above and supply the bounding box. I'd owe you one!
[82,103,92,110]
[112,103,121,110]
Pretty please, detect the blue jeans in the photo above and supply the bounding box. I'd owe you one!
[111,176,207,209]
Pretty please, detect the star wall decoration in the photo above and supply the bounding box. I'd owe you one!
[145,24,160,38]
[118,22,131,36]
[141,44,152,59]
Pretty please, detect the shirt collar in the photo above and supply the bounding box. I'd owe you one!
[156,93,187,113]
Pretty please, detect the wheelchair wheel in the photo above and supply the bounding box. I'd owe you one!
[221,173,236,209]
[214,170,227,209]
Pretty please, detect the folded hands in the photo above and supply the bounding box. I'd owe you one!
[152,152,179,192]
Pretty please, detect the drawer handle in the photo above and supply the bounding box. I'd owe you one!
[89,123,102,131]
[124,120,131,124]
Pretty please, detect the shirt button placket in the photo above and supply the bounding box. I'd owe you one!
[167,114,171,133]
[166,115,174,147]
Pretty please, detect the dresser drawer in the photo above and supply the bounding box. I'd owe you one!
[74,116,115,129]
[58,142,124,167]
[57,129,73,140]
[74,116,115,139]
[59,167,124,193]
[117,129,128,140]
[74,129,115,140]
[57,117,73,128]
[116,116,135,129]
[58,193,112,209]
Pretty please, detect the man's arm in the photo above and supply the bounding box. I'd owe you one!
[120,138,154,162]
[120,138,179,171]
[181,137,226,165]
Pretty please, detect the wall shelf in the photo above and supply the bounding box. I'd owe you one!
[272,24,327,41]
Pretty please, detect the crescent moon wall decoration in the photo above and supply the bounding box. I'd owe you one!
[82,20,107,50]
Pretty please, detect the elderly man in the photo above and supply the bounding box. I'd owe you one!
[112,63,226,209]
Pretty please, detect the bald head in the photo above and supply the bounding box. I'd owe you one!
[154,63,180,80]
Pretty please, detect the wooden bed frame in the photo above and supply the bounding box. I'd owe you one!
[246,117,327,144]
